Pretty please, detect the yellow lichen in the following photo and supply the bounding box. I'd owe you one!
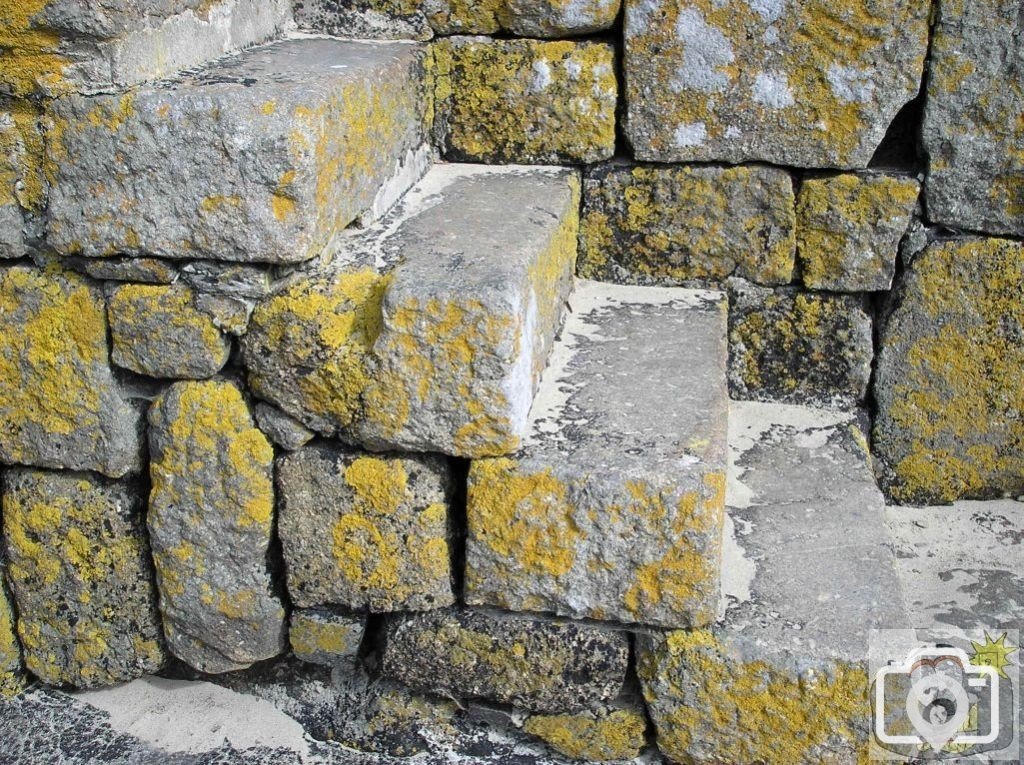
[290,614,361,660]
[0,582,26,697]
[523,709,647,761]
[0,0,69,98]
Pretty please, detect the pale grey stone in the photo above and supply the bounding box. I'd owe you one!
[179,261,272,299]
[76,257,179,284]
[254,402,315,451]
[289,609,365,667]
[46,38,430,264]
[1,468,165,688]
[0,205,25,260]
[466,281,728,630]
[499,0,621,37]
[193,293,252,336]
[294,0,433,40]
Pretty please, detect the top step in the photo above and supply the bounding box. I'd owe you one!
[45,37,431,264]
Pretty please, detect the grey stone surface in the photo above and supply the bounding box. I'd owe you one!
[254,402,315,451]
[148,380,286,674]
[873,237,1024,505]
[728,279,873,408]
[1,468,165,688]
[0,204,25,261]
[289,609,365,666]
[294,0,433,40]
[76,257,179,284]
[923,0,1024,236]
[424,0,620,36]
[179,261,273,299]
[0,107,28,259]
[638,400,908,765]
[107,284,231,379]
[381,608,630,714]
[466,280,728,629]
[0,265,143,478]
[623,0,930,167]
[46,37,429,264]
[276,444,455,611]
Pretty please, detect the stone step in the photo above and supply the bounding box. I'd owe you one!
[243,163,581,458]
[465,280,730,630]
[46,36,431,264]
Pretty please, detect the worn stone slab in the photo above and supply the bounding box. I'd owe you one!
[1,468,165,688]
[797,172,919,291]
[277,444,455,612]
[425,0,620,36]
[923,0,1024,236]
[433,37,616,164]
[75,256,179,284]
[0,568,26,697]
[874,237,1024,505]
[108,284,231,379]
[0,265,143,477]
[148,380,286,673]
[466,281,728,629]
[381,608,629,713]
[295,0,433,40]
[254,403,315,451]
[289,609,366,667]
[46,38,430,264]
[728,279,873,408]
[639,400,908,765]
[624,0,930,167]
[579,162,795,286]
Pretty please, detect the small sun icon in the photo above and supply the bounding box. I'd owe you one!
[970,632,1018,679]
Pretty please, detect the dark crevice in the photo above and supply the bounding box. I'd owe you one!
[447,457,471,604]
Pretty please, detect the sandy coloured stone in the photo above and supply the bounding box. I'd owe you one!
[289,609,366,667]
[295,0,432,40]
[1,468,165,688]
[466,281,728,629]
[148,380,286,673]
[108,284,230,379]
[0,265,143,478]
[0,571,26,697]
[638,400,907,765]
[254,403,315,452]
[425,0,620,36]
[46,38,430,264]
[579,163,795,286]
[433,37,616,164]
[923,0,1024,236]
[276,444,455,612]
[522,705,648,761]
[728,279,873,408]
[796,173,919,291]
[873,237,1024,505]
[380,608,629,713]
[624,0,930,167]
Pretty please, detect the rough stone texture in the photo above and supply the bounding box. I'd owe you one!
[1,468,165,688]
[289,609,365,666]
[76,257,178,284]
[0,265,143,478]
[466,281,728,629]
[107,284,231,379]
[923,0,1024,236]
[624,0,930,167]
[276,444,455,612]
[0,104,32,258]
[254,403,315,452]
[3,0,291,98]
[425,0,620,36]
[638,400,908,765]
[294,0,433,40]
[0,568,26,697]
[579,163,795,286]
[728,279,873,408]
[433,37,616,164]
[874,237,1024,505]
[179,261,273,300]
[381,608,629,713]
[522,705,648,762]
[46,38,430,264]
[148,380,286,673]
[796,173,919,291]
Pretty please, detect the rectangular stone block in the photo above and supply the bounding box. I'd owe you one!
[466,281,728,629]
[295,0,433,40]
[580,162,795,286]
[289,609,366,667]
[425,0,621,36]
[624,0,930,167]
[433,37,616,164]
[46,38,430,264]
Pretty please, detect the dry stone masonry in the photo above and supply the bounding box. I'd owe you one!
[0,1,1022,764]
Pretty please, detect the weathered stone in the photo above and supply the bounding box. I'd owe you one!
[107,284,230,379]
[579,163,795,286]
[0,570,26,697]
[728,279,873,408]
[796,173,919,291]
[277,444,455,612]
[0,105,33,258]
[3,0,290,98]
[639,400,908,765]
[46,38,430,264]
[522,705,648,762]
[179,261,273,299]
[289,609,366,667]
[0,265,143,477]
[76,256,178,284]
[1,468,165,688]
[425,0,620,36]
[874,237,1024,505]
[295,0,433,40]
[193,293,252,336]
[148,380,286,673]
[381,608,629,713]
[923,0,1024,236]
[433,37,616,164]
[624,0,930,167]
[467,281,728,629]
[254,403,315,452]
